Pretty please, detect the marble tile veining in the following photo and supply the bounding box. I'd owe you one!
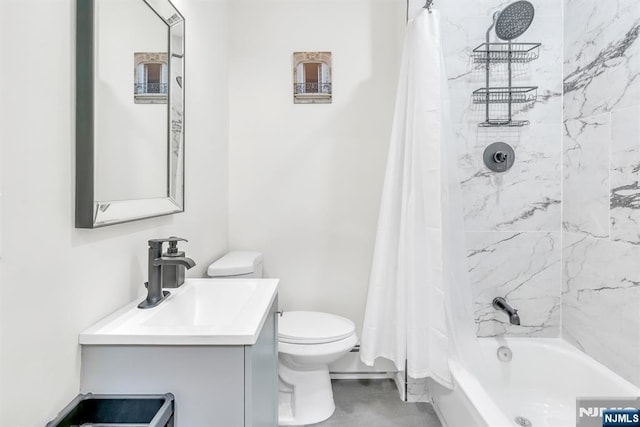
[562,115,610,237]
[562,232,640,386]
[562,0,640,389]
[610,106,640,244]
[563,1,640,121]
[467,231,561,338]
[460,125,561,232]
[440,0,563,233]
[439,0,565,344]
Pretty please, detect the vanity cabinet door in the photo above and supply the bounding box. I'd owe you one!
[244,297,278,427]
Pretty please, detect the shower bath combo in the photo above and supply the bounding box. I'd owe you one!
[426,1,640,426]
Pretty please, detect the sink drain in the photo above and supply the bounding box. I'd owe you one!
[515,416,532,427]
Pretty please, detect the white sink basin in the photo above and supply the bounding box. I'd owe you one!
[79,278,278,345]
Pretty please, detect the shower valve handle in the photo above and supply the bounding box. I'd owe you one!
[483,142,515,173]
[493,151,509,163]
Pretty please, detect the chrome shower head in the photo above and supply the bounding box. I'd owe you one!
[494,0,535,40]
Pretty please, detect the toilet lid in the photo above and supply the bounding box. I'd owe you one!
[207,251,263,277]
[278,311,355,344]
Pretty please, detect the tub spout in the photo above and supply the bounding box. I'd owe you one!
[509,311,521,326]
[492,297,520,325]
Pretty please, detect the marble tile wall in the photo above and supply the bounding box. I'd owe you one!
[563,233,640,385]
[467,232,561,337]
[436,0,563,337]
[562,0,640,386]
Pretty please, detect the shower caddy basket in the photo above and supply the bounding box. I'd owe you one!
[472,41,541,127]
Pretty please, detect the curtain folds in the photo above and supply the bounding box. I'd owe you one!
[360,9,476,390]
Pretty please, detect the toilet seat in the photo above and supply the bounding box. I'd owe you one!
[278,333,357,358]
[278,311,355,344]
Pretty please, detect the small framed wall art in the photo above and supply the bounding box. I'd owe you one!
[293,52,332,104]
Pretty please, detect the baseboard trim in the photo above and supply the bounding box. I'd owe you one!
[330,372,396,380]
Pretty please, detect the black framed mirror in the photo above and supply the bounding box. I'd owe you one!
[76,0,185,228]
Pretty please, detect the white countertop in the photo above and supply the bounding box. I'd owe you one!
[79,278,278,346]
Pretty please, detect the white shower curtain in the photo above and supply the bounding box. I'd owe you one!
[360,8,476,389]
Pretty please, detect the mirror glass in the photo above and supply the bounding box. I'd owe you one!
[76,0,185,228]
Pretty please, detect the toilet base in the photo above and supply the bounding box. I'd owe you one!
[278,361,335,425]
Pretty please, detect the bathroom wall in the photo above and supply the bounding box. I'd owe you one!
[0,0,230,424]
[227,0,405,336]
[562,0,640,386]
[228,0,565,344]
[435,0,564,337]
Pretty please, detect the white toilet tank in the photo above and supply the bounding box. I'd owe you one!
[207,251,264,278]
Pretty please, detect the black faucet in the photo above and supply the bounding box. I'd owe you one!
[492,297,520,325]
[138,238,196,309]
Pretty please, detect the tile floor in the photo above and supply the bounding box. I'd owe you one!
[305,379,443,427]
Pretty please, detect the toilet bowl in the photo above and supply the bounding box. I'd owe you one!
[277,311,357,425]
[207,252,357,426]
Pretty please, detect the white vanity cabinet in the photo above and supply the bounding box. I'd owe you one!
[80,297,278,427]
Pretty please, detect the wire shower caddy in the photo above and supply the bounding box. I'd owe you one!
[474,40,540,127]
[472,42,540,63]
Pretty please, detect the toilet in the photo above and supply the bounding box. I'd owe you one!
[206,250,264,278]
[207,251,357,426]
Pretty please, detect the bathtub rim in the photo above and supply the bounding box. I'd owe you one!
[433,337,640,427]
[477,337,640,393]
[433,357,512,427]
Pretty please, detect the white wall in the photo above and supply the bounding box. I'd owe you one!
[0,0,229,425]
[228,0,405,335]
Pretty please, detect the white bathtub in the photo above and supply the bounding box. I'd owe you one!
[432,338,640,427]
